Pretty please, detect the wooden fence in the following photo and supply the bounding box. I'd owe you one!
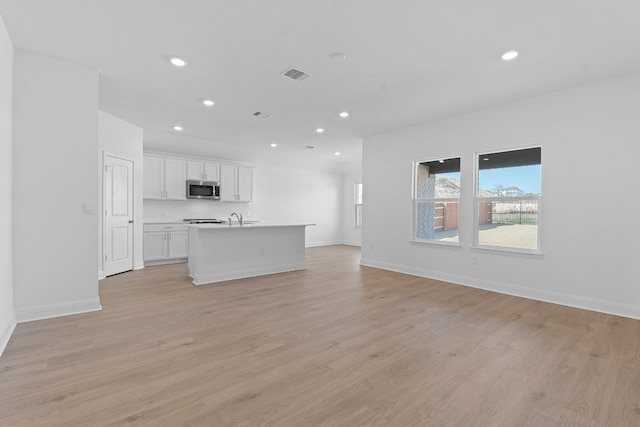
[434,201,517,233]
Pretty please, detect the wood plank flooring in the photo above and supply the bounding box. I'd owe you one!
[1,245,639,426]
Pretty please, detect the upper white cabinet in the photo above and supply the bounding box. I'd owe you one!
[220,164,253,202]
[187,161,220,182]
[143,155,187,200]
[237,166,253,202]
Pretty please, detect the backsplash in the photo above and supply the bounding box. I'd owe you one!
[144,199,254,222]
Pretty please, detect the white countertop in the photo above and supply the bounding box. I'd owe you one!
[144,218,185,224]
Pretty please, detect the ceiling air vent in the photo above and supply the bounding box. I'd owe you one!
[252,111,272,118]
[282,67,311,82]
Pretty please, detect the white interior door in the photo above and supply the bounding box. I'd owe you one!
[105,155,134,276]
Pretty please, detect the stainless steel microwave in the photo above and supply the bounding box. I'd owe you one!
[186,180,220,200]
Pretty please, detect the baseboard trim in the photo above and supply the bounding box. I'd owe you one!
[134,261,145,270]
[98,270,105,280]
[306,240,344,248]
[360,258,640,320]
[144,258,187,267]
[0,312,17,357]
[16,299,102,323]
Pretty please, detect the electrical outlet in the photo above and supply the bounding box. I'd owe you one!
[472,256,478,266]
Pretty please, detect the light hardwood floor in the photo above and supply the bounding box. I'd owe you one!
[1,245,639,426]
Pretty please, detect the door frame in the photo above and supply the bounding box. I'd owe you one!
[101,151,136,279]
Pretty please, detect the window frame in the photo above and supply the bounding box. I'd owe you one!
[473,146,542,255]
[411,157,462,247]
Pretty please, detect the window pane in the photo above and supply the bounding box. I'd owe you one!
[477,199,539,250]
[417,201,459,242]
[476,147,541,252]
[415,157,461,243]
[478,147,541,196]
[355,182,363,204]
[416,159,461,199]
[354,183,363,227]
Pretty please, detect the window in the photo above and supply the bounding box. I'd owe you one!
[354,182,363,228]
[413,157,460,244]
[475,147,541,252]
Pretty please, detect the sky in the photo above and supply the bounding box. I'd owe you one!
[438,165,541,195]
[478,165,541,194]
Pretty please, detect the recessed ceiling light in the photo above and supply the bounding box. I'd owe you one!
[501,50,519,61]
[316,128,325,134]
[438,159,445,163]
[170,57,187,67]
[173,125,183,131]
[339,111,349,118]
[203,99,215,107]
[334,152,341,156]
[269,143,278,148]
[330,52,346,62]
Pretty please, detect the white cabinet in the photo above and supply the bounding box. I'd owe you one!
[220,164,253,202]
[143,156,187,200]
[143,224,189,265]
[187,161,220,182]
[143,154,252,202]
[237,166,253,202]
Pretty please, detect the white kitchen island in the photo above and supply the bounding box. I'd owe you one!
[187,223,314,285]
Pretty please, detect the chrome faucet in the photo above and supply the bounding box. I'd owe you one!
[230,212,243,226]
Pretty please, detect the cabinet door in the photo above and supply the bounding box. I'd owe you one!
[143,232,167,261]
[168,231,189,259]
[187,161,204,180]
[143,156,164,199]
[203,162,220,182]
[219,164,237,201]
[237,166,253,202]
[164,158,187,200]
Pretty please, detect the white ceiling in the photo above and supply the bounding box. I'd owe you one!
[2,0,640,172]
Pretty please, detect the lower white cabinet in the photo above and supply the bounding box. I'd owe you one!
[144,223,188,265]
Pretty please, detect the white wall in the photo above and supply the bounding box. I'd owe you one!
[252,165,343,246]
[13,51,100,322]
[342,171,362,246]
[144,163,344,247]
[362,73,640,319]
[98,111,144,277]
[0,15,15,355]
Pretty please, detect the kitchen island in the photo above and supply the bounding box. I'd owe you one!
[187,223,314,285]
